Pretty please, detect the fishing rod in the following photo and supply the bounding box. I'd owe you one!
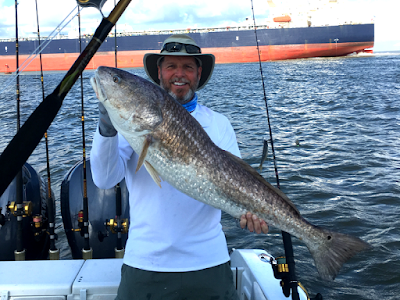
[95,1,126,256]
[34,0,59,260]
[77,5,92,259]
[0,0,132,198]
[249,1,300,299]
[112,0,125,258]
[114,0,118,68]
[14,0,26,261]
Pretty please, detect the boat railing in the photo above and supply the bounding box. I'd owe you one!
[113,24,274,38]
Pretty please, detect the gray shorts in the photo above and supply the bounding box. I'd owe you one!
[115,262,240,300]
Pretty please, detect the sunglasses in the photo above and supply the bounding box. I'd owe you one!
[161,42,201,54]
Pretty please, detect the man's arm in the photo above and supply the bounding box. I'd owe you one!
[90,103,132,189]
[90,130,129,189]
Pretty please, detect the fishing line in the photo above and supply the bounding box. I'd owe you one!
[0,6,79,96]
[249,1,278,184]
[250,0,300,299]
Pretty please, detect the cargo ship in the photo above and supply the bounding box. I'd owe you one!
[0,0,374,73]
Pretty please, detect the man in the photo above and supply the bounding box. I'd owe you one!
[90,34,268,300]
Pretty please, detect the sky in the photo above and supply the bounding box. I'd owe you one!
[0,0,399,51]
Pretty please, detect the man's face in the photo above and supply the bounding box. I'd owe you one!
[158,56,202,104]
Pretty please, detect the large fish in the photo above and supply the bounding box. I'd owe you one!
[90,66,370,281]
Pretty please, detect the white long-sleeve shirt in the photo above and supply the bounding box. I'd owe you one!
[90,103,240,272]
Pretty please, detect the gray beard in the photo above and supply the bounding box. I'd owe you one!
[159,76,198,105]
[167,88,194,104]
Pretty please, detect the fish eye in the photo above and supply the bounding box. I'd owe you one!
[113,75,121,83]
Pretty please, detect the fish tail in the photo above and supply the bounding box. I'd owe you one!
[306,227,370,281]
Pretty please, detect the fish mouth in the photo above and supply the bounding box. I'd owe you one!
[90,73,107,102]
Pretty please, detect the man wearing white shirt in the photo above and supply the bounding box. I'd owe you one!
[90,34,268,300]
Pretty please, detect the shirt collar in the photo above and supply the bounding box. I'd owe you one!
[182,93,198,113]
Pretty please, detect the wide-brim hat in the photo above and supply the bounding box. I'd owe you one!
[143,34,215,91]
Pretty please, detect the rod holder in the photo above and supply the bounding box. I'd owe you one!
[115,247,125,258]
[49,248,60,260]
[14,249,26,261]
[82,247,93,260]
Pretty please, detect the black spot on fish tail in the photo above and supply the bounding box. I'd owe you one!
[307,227,371,281]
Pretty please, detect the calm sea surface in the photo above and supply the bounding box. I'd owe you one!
[0,53,399,299]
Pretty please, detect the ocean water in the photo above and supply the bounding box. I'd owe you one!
[0,53,399,299]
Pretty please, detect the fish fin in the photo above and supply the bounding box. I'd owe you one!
[224,151,300,214]
[259,139,268,171]
[136,135,152,173]
[144,161,162,188]
[307,227,371,281]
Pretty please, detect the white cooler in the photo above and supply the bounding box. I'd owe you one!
[0,259,123,300]
[0,260,84,300]
[67,258,123,300]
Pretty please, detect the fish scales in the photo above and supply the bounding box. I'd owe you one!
[152,90,305,233]
[91,66,370,281]
[153,92,291,225]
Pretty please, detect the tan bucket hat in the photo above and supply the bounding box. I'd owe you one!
[143,34,215,90]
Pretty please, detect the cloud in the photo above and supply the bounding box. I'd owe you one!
[0,0,272,38]
[0,0,77,38]
[118,0,259,30]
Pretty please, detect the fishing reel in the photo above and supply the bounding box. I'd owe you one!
[30,214,48,241]
[270,255,323,300]
[98,216,128,242]
[6,201,48,241]
[106,217,129,234]
[8,201,32,218]
[0,202,28,228]
[71,210,85,236]
[271,256,289,279]
[273,256,299,298]
[271,256,301,298]
[76,0,107,10]
[8,201,33,217]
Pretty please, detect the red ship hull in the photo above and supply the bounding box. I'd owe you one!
[0,41,374,73]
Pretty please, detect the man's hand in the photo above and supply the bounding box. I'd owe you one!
[98,102,117,137]
[240,212,269,234]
